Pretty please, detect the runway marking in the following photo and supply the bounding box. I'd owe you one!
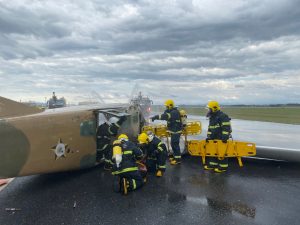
[0,178,14,192]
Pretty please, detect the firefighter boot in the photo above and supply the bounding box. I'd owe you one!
[156,170,163,177]
[121,178,128,195]
[170,159,181,165]
[214,168,226,173]
[204,165,214,170]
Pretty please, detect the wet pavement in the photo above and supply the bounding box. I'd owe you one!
[1,156,300,225]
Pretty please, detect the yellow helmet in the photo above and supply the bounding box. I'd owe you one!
[179,109,187,116]
[118,134,128,141]
[113,140,121,145]
[138,133,148,144]
[206,100,220,112]
[164,99,174,109]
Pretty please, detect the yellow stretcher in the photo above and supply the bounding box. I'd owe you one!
[142,121,201,137]
[142,121,201,151]
[188,140,256,167]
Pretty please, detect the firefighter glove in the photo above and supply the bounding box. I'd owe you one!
[151,115,159,122]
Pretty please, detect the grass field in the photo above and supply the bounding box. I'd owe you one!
[152,106,300,125]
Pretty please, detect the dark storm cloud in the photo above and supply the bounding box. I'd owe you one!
[45,39,99,51]
[109,0,300,54]
[0,2,71,38]
[0,0,299,104]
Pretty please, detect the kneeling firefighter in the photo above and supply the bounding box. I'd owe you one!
[138,131,167,177]
[112,134,145,195]
[96,114,127,169]
[205,100,232,173]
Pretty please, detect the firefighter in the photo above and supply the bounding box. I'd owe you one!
[138,131,167,177]
[204,100,232,173]
[112,134,144,195]
[151,99,183,165]
[96,114,126,170]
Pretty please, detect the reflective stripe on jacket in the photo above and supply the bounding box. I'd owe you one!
[207,110,231,140]
[158,107,182,133]
[112,140,143,175]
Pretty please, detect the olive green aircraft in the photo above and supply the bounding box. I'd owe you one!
[0,96,144,179]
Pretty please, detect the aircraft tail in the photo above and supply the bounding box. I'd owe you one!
[0,96,43,118]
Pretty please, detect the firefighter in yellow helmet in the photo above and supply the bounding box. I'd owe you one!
[111,134,145,195]
[151,99,183,165]
[205,101,232,173]
[138,131,167,177]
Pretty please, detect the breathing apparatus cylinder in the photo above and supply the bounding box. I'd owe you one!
[113,145,122,168]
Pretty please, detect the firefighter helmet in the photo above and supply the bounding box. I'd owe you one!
[138,133,149,144]
[109,116,119,124]
[164,99,174,109]
[206,101,220,112]
[118,134,128,141]
[98,113,108,126]
[179,109,187,117]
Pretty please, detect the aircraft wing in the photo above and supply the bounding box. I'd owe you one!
[186,115,300,162]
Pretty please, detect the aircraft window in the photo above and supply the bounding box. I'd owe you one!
[80,120,96,136]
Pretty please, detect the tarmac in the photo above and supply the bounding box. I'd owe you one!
[1,156,300,225]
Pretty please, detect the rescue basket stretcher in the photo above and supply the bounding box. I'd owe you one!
[188,140,256,167]
[142,121,202,137]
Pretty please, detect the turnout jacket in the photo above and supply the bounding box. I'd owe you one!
[207,110,232,141]
[96,122,121,150]
[147,136,167,158]
[112,140,143,175]
[156,107,183,133]
[96,122,121,137]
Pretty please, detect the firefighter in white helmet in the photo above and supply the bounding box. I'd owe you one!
[96,114,127,170]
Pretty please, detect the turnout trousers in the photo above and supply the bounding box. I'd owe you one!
[119,171,144,192]
[171,133,181,162]
[96,138,113,166]
[206,157,229,171]
[146,151,167,173]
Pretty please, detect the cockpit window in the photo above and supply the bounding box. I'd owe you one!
[80,120,96,136]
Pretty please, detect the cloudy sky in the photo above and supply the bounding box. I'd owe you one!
[0,0,299,105]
